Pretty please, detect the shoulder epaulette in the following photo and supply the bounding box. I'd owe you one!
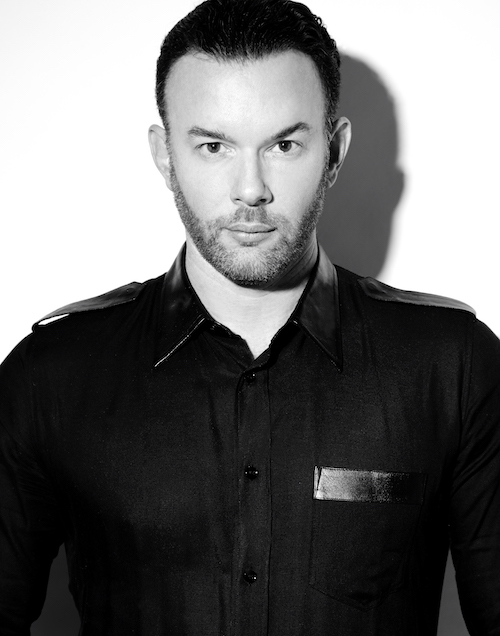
[34,281,145,327]
[359,277,475,315]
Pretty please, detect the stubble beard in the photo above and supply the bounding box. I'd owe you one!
[169,161,328,288]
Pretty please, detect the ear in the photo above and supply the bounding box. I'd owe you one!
[148,124,173,191]
[326,117,352,188]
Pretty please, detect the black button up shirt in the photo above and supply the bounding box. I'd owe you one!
[1,247,500,636]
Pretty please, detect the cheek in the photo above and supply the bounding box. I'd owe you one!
[173,156,226,215]
[272,157,326,213]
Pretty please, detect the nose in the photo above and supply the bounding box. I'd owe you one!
[230,153,272,207]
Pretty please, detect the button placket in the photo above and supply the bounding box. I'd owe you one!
[235,366,271,635]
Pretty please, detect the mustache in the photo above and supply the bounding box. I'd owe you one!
[209,206,294,233]
[221,207,275,224]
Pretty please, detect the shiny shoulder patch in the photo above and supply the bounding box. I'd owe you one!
[35,282,144,327]
[313,466,426,504]
[359,277,475,315]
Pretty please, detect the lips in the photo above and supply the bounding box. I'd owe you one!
[224,222,276,245]
[227,223,274,233]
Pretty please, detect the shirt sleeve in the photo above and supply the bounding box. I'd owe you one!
[449,318,500,636]
[0,337,64,635]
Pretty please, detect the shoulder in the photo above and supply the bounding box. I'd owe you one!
[334,266,479,354]
[333,265,475,317]
[0,275,164,386]
[357,276,475,315]
[24,275,165,366]
[34,281,148,328]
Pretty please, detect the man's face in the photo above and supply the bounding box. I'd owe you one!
[161,51,330,287]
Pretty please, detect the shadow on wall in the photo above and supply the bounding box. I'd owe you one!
[317,53,404,278]
[31,53,467,636]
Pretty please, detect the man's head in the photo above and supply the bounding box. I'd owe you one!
[149,0,351,288]
[155,0,341,139]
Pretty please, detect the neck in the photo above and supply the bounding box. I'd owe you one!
[185,237,318,358]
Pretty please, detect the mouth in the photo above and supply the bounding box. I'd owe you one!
[225,223,276,245]
[227,223,274,233]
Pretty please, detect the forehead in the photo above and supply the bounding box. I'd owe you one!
[164,50,325,138]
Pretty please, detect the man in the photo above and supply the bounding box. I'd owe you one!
[1,0,499,634]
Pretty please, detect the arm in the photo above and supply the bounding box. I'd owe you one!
[0,339,64,635]
[449,319,500,635]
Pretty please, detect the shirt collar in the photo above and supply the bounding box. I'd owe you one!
[154,244,342,370]
[290,244,342,370]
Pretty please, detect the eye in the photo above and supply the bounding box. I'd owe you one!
[270,140,301,155]
[206,142,222,154]
[278,140,294,152]
[197,142,231,158]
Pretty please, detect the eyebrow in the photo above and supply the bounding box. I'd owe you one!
[270,122,312,141]
[187,121,312,144]
[187,126,233,142]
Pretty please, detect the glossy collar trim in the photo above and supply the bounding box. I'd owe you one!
[291,245,342,370]
[154,246,208,367]
[154,245,342,370]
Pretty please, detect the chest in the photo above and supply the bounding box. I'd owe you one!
[40,328,460,528]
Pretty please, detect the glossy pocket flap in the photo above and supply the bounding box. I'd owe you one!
[313,466,426,504]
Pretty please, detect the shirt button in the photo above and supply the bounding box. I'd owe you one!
[246,372,256,383]
[243,570,257,584]
[244,465,259,480]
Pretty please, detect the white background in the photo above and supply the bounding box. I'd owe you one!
[1,1,499,634]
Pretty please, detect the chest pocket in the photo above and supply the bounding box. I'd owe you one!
[309,467,427,611]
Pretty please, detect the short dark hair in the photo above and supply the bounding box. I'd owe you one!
[156,0,341,136]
